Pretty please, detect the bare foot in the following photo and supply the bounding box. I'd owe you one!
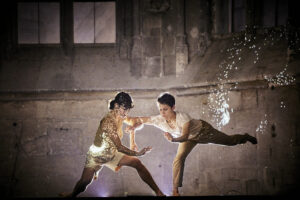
[245,133,257,144]
[59,192,72,198]
[156,191,166,196]
[172,189,180,196]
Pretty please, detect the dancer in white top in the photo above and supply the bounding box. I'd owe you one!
[126,92,257,196]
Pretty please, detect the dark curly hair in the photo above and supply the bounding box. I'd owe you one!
[109,92,134,110]
[157,93,175,107]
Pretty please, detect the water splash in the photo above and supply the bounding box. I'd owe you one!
[264,64,296,86]
[256,114,268,134]
[207,25,298,130]
[280,101,286,109]
[208,85,232,130]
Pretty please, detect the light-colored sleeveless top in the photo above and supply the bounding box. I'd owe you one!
[146,111,204,140]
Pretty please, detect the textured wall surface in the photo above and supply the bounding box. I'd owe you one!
[0,0,299,197]
[0,85,299,197]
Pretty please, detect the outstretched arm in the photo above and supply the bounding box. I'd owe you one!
[164,121,191,143]
[125,116,151,150]
[124,116,151,126]
[101,118,151,156]
[124,116,151,133]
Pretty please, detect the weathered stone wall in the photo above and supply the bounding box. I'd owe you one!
[0,83,299,197]
[0,0,299,197]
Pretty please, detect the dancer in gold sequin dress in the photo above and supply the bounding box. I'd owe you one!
[59,92,164,197]
[126,93,257,196]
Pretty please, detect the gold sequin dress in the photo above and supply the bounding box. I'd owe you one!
[84,111,126,172]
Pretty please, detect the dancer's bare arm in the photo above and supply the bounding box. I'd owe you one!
[129,130,138,151]
[101,118,151,156]
[124,116,151,132]
[124,116,152,150]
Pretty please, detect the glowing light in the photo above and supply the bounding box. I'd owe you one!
[207,25,298,130]
[207,86,231,130]
[89,144,106,153]
[256,114,268,134]
[280,101,286,109]
[264,65,296,86]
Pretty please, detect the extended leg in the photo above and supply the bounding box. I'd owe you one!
[59,167,96,197]
[172,141,197,196]
[118,155,165,196]
[196,121,257,145]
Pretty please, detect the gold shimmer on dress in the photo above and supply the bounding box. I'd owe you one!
[85,111,125,171]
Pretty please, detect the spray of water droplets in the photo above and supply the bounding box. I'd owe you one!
[207,85,231,130]
[280,101,286,109]
[206,26,298,130]
[264,64,296,86]
[256,114,268,134]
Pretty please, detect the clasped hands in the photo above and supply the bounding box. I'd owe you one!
[125,124,175,144]
[163,132,174,142]
[125,123,145,153]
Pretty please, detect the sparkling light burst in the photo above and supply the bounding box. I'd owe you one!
[256,114,268,134]
[207,25,298,131]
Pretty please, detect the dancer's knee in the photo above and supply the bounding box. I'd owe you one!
[79,177,93,187]
[130,158,143,169]
[173,155,185,166]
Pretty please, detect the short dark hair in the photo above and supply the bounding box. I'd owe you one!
[157,93,175,107]
[109,92,134,110]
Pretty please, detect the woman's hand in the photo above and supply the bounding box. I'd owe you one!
[137,146,152,156]
[125,123,143,134]
[164,132,174,142]
[125,125,135,134]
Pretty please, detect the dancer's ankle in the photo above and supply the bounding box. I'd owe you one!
[156,190,165,196]
[172,188,180,196]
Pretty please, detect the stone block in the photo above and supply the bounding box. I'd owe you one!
[221,168,237,180]
[263,167,283,192]
[162,36,175,55]
[163,55,176,76]
[21,119,48,143]
[0,102,37,120]
[22,135,48,157]
[182,171,204,195]
[246,179,261,195]
[223,179,242,195]
[227,91,242,111]
[15,155,85,179]
[13,173,79,197]
[0,60,40,91]
[241,89,258,110]
[237,145,258,166]
[237,168,258,180]
[142,15,161,37]
[47,127,83,156]
[150,28,161,37]
[229,109,263,135]
[130,58,143,78]
[143,56,161,77]
[205,170,223,195]
[143,37,161,57]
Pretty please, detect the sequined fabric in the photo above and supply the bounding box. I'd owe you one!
[86,111,123,165]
